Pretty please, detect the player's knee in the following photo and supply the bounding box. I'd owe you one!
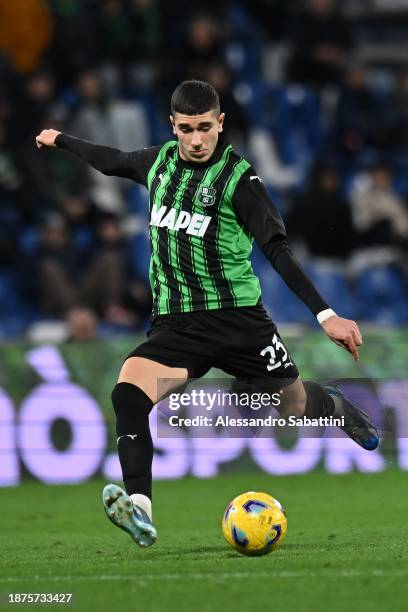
[111,382,154,437]
[117,357,157,402]
[118,356,188,403]
[111,382,153,415]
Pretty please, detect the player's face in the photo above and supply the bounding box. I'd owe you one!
[170,111,225,163]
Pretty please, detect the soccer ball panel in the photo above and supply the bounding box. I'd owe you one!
[251,491,287,516]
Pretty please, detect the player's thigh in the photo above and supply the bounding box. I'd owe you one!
[118,356,188,404]
[275,377,307,417]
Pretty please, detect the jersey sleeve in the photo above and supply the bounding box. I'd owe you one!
[232,168,330,317]
[232,167,286,246]
[55,133,161,186]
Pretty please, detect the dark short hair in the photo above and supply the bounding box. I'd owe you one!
[171,80,220,116]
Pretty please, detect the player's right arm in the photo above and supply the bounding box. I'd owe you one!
[35,129,160,186]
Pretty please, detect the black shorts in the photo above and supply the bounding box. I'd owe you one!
[127,302,299,387]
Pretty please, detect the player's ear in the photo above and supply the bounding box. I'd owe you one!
[218,112,225,133]
[170,115,177,136]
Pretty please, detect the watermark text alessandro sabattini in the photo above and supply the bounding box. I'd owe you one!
[168,415,345,428]
[166,389,344,429]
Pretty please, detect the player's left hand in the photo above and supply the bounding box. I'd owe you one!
[320,315,363,361]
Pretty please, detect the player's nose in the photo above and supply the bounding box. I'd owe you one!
[191,131,203,147]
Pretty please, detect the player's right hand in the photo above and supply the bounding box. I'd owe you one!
[35,129,61,149]
[321,315,363,361]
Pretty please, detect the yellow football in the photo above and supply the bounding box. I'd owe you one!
[222,491,287,556]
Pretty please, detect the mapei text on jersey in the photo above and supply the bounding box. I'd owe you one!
[150,204,212,237]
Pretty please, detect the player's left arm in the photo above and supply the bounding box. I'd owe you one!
[232,168,363,361]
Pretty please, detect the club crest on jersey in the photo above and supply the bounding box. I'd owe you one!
[197,186,216,207]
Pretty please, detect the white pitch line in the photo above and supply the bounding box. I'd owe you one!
[1,569,408,583]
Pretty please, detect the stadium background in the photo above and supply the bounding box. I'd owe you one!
[0,2,408,611]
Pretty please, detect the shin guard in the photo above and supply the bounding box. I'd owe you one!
[111,382,154,500]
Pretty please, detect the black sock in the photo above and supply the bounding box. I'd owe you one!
[303,381,335,419]
[111,382,154,500]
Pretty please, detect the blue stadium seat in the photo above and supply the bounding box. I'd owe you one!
[0,317,27,339]
[250,244,269,278]
[261,271,311,324]
[225,4,261,82]
[284,85,322,159]
[306,261,356,319]
[239,81,320,171]
[18,227,40,255]
[128,231,151,282]
[0,271,23,317]
[251,246,310,323]
[72,227,93,253]
[355,265,408,325]
[127,184,149,215]
[393,170,408,199]
[131,93,160,144]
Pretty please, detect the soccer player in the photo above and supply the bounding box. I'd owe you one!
[36,80,379,548]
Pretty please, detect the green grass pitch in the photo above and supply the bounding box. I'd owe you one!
[1,471,407,612]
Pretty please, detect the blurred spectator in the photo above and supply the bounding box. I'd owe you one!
[67,307,98,341]
[126,0,163,91]
[157,0,227,97]
[0,0,52,74]
[26,211,150,328]
[21,114,92,222]
[287,161,354,259]
[97,0,133,67]
[387,68,408,151]
[174,14,226,82]
[35,214,80,316]
[46,0,99,89]
[350,164,408,249]
[68,68,149,212]
[81,212,127,320]
[289,0,352,88]
[248,0,294,41]
[60,195,98,257]
[0,93,13,127]
[10,71,56,149]
[205,64,249,152]
[333,65,391,162]
[81,212,150,327]
[128,0,162,61]
[70,69,149,151]
[0,123,29,250]
[0,123,26,204]
[124,276,152,325]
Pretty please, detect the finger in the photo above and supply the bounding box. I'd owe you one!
[352,328,362,346]
[346,336,359,361]
[333,339,349,352]
[353,324,363,343]
[336,337,354,355]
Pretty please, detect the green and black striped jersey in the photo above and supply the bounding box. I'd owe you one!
[146,140,264,314]
[55,134,328,318]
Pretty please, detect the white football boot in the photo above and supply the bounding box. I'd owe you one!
[102,484,157,548]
